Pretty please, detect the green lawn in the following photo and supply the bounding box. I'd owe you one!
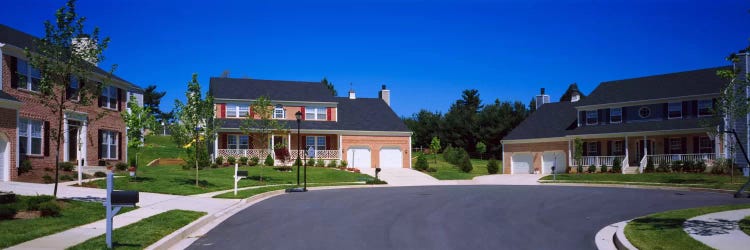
[539,173,750,190]
[84,165,373,195]
[68,209,205,250]
[414,153,495,180]
[133,135,186,167]
[740,216,750,236]
[625,203,750,250]
[213,182,366,199]
[0,196,135,248]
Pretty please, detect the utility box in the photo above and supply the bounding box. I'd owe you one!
[111,191,139,207]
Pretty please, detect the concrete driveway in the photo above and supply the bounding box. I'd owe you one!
[188,186,750,250]
[360,168,441,186]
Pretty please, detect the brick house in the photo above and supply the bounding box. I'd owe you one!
[0,24,143,182]
[500,59,749,174]
[210,78,412,169]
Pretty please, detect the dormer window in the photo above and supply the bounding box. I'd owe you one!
[698,100,713,117]
[273,105,285,119]
[226,103,249,118]
[610,108,622,123]
[586,110,598,125]
[668,102,682,119]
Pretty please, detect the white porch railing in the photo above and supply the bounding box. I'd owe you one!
[646,153,717,166]
[217,149,271,159]
[291,150,339,159]
[578,156,624,166]
[639,155,647,173]
[621,156,629,174]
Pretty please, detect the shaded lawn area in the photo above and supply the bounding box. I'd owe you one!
[625,203,750,250]
[539,173,750,190]
[413,153,495,180]
[68,209,205,250]
[83,165,373,195]
[0,196,135,248]
[213,182,367,199]
[741,216,750,236]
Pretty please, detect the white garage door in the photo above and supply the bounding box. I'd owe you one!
[511,153,533,174]
[542,151,566,174]
[379,148,403,169]
[347,147,371,170]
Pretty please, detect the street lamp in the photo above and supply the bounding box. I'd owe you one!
[194,126,203,187]
[295,111,302,186]
[161,121,166,136]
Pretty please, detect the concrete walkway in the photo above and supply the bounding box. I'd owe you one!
[684,208,750,250]
[0,181,239,249]
[360,168,441,186]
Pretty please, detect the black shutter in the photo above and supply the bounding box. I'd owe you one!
[582,142,588,156]
[663,103,669,119]
[98,130,103,159]
[117,88,123,111]
[663,138,669,154]
[65,74,73,99]
[607,141,612,156]
[596,142,601,156]
[682,101,689,118]
[681,137,687,154]
[118,132,123,160]
[621,107,627,122]
[43,121,50,156]
[579,111,586,126]
[10,56,18,88]
[98,83,104,107]
[692,100,698,117]
[693,137,699,154]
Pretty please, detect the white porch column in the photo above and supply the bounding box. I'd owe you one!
[338,134,343,161]
[270,135,275,158]
[63,115,69,162]
[643,135,647,158]
[287,132,292,157]
[214,134,219,160]
[568,139,573,166]
[624,136,629,167]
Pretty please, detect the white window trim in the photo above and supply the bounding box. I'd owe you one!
[305,106,327,121]
[667,102,682,119]
[585,110,598,125]
[610,107,622,124]
[225,103,249,118]
[273,105,285,119]
[16,59,41,93]
[698,99,713,117]
[699,137,713,153]
[669,138,682,154]
[587,142,598,155]
[227,135,250,149]
[19,118,44,156]
[101,86,119,110]
[101,130,118,160]
[613,141,624,155]
[305,136,327,151]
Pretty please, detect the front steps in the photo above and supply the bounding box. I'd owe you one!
[623,167,640,174]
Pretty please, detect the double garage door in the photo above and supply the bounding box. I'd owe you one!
[511,151,566,174]
[347,147,403,170]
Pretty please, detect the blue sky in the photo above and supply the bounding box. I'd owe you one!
[1,0,748,117]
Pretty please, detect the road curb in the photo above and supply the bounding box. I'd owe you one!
[595,220,636,250]
[538,181,736,195]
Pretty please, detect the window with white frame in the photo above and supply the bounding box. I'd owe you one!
[587,142,598,155]
[68,76,80,101]
[668,102,682,119]
[669,138,682,154]
[100,85,119,110]
[305,107,327,120]
[227,135,250,149]
[226,103,249,118]
[613,141,624,155]
[306,136,326,151]
[273,105,285,119]
[699,137,713,154]
[610,108,622,123]
[18,118,43,156]
[698,100,713,116]
[100,130,118,159]
[16,59,41,92]
[586,111,598,125]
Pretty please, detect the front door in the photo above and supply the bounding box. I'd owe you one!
[633,140,653,164]
[68,120,81,162]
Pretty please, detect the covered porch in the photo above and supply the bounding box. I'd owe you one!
[215,132,341,161]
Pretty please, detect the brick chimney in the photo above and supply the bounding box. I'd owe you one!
[535,88,550,109]
[379,84,390,106]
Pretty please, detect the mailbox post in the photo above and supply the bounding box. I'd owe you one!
[234,163,248,196]
[105,172,138,249]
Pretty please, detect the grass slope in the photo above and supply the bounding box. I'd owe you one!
[539,173,749,190]
[414,153,495,180]
[625,203,750,250]
[68,209,205,250]
[0,196,135,248]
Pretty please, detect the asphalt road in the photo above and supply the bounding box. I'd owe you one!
[188,186,750,250]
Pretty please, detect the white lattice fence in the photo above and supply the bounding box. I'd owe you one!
[217,149,271,159]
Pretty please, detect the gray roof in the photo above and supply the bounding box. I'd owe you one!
[503,102,577,140]
[0,90,19,102]
[210,78,337,102]
[0,24,141,91]
[575,67,729,107]
[219,97,410,132]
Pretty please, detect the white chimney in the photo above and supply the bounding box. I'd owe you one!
[378,84,390,106]
[72,36,97,66]
[535,88,550,109]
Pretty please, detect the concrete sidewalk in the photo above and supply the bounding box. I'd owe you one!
[0,181,239,249]
[684,208,750,250]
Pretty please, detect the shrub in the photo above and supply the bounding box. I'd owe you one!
[327,160,338,168]
[0,205,17,220]
[42,174,53,184]
[340,160,348,168]
[695,160,707,173]
[315,159,325,168]
[487,158,499,174]
[58,162,75,171]
[588,164,596,173]
[185,147,211,170]
[611,158,622,173]
[682,160,695,173]
[249,157,259,166]
[210,163,219,168]
[38,201,61,217]
[273,166,293,171]
[711,158,731,174]
[366,179,388,184]
[426,167,437,172]
[306,158,315,167]
[644,160,655,173]
[264,155,274,167]
[656,161,670,173]
[0,192,17,204]
[25,195,55,211]
[19,159,32,175]
[115,162,128,171]
[239,156,249,165]
[415,154,429,171]
[129,157,137,167]
[274,148,291,165]
[94,171,107,178]
[671,160,683,173]
[294,158,303,167]
[458,154,473,173]
[227,156,237,165]
[600,164,608,173]
[577,165,583,174]
[215,156,224,165]
[442,145,456,162]
[60,175,74,181]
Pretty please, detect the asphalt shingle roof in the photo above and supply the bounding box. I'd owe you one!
[503,102,577,140]
[575,67,729,107]
[210,78,337,102]
[0,24,141,91]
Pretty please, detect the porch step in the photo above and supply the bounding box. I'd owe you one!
[623,167,640,174]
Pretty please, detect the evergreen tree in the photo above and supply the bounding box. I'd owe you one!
[321,77,337,96]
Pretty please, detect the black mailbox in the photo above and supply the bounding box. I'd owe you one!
[375,168,381,174]
[111,191,139,206]
[237,171,248,177]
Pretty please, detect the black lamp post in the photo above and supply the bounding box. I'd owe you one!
[295,111,302,186]
[194,126,203,187]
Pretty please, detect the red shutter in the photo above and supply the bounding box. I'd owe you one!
[248,104,253,118]
[300,107,306,120]
[98,130,103,159]
[220,134,228,149]
[681,137,687,154]
[607,141,612,156]
[10,56,18,89]
[117,88,123,111]
[219,104,226,118]
[327,108,332,121]
[663,138,669,154]
[326,135,332,150]
[693,137,699,154]
[301,136,306,149]
[43,121,50,156]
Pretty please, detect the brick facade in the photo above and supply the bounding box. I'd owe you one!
[2,54,128,182]
[0,107,17,180]
[341,135,410,168]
